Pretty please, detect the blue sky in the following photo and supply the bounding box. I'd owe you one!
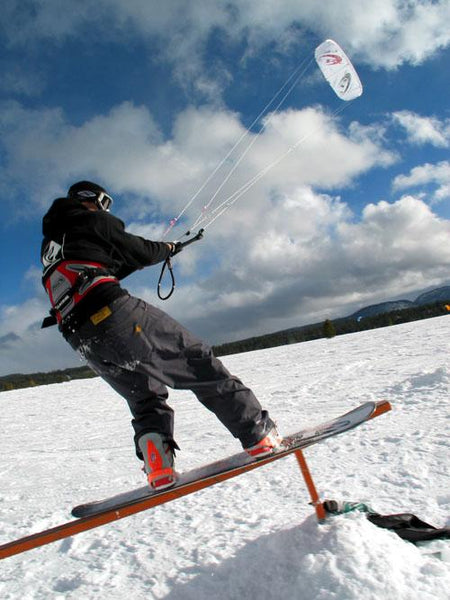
[1,1,450,375]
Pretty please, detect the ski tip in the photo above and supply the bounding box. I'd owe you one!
[371,400,392,419]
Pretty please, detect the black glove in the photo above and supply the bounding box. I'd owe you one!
[169,242,183,256]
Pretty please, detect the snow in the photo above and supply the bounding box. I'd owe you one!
[1,315,450,599]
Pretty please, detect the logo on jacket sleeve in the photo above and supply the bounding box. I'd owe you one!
[42,240,63,268]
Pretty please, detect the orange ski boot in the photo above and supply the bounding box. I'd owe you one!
[138,432,177,491]
[244,427,283,458]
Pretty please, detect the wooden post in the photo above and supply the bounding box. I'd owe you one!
[294,449,326,522]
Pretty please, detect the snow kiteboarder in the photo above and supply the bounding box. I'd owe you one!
[41,181,281,490]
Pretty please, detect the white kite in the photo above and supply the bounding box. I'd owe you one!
[315,39,363,101]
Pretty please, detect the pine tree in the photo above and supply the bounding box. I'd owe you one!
[323,319,336,339]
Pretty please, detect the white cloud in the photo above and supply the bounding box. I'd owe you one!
[0,329,79,376]
[392,111,450,147]
[0,298,44,338]
[132,192,450,340]
[157,193,450,343]
[0,296,79,375]
[393,161,450,202]
[338,196,450,274]
[0,100,163,208]
[111,0,450,71]
[0,100,394,219]
[2,1,450,83]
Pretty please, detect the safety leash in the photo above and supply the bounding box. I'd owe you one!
[157,229,204,300]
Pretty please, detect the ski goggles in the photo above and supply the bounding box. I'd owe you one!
[74,189,114,211]
[96,191,113,212]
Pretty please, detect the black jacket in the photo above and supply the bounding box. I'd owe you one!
[41,197,172,330]
[42,197,171,279]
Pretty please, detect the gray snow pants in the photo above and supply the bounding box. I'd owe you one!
[66,294,274,457]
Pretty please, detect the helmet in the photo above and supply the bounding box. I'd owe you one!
[68,180,113,211]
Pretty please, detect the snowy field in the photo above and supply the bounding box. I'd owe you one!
[1,315,450,599]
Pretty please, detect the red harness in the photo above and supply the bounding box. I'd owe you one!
[44,260,118,323]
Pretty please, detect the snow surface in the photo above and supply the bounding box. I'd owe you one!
[1,315,450,599]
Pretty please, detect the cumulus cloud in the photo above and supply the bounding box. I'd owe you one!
[110,0,450,71]
[0,296,80,375]
[0,100,166,209]
[130,192,450,342]
[2,1,450,84]
[337,196,450,275]
[0,297,47,339]
[392,111,450,147]
[393,161,450,202]
[144,193,450,343]
[0,100,394,218]
[391,111,450,203]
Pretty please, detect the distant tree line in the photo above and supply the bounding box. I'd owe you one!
[213,300,450,356]
[0,366,96,393]
[1,300,449,392]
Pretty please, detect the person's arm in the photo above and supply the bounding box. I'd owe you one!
[100,212,174,279]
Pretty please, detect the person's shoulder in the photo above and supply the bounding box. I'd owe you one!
[43,197,80,221]
[93,210,125,230]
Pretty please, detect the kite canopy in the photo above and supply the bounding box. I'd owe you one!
[315,39,363,101]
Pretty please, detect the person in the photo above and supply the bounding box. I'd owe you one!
[41,181,281,490]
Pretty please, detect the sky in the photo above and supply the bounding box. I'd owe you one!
[1,0,450,375]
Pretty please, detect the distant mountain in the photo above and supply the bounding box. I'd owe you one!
[0,333,21,349]
[350,286,450,320]
[414,286,450,306]
[350,300,414,320]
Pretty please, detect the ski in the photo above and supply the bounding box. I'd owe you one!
[0,400,390,559]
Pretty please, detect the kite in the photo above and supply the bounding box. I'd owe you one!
[315,39,363,101]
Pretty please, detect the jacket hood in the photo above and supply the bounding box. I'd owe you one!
[42,197,87,241]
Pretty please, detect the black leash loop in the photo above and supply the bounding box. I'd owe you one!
[157,229,204,300]
[157,258,175,300]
